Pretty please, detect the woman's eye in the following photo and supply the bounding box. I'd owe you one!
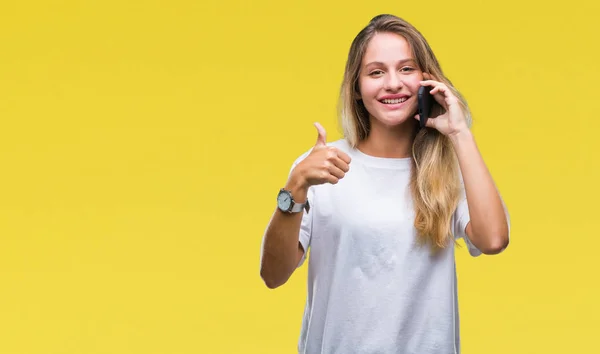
[369,70,384,76]
[400,67,415,72]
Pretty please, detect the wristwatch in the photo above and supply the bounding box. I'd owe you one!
[277,188,310,214]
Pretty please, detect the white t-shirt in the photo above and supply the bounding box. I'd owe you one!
[289,138,505,354]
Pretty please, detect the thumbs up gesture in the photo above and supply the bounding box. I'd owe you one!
[290,123,352,189]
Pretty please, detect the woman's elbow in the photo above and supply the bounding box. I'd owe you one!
[480,232,510,255]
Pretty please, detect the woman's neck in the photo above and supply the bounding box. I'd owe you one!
[357,119,417,158]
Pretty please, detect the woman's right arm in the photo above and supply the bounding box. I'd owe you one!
[259,123,351,289]
[259,175,309,289]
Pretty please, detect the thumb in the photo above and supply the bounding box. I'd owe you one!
[313,122,327,147]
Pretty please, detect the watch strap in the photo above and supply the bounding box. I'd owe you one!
[290,199,310,213]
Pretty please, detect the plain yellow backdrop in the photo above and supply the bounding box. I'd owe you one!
[1,0,598,353]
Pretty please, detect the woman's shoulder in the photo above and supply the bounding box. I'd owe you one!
[327,138,352,152]
[292,138,352,165]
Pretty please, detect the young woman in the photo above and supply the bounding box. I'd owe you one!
[260,14,510,354]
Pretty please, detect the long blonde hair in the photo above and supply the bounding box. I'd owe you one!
[339,14,472,251]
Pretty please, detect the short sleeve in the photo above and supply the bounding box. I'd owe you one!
[297,187,314,267]
[453,191,482,257]
[453,183,511,257]
[288,151,314,268]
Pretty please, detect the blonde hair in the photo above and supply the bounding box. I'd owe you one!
[339,14,472,251]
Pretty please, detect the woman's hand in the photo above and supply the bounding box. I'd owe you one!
[415,74,470,138]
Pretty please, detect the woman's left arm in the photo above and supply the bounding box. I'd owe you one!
[418,77,509,254]
[449,130,509,254]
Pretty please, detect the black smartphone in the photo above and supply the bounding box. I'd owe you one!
[417,85,434,129]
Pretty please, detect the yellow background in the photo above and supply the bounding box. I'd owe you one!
[1,0,598,353]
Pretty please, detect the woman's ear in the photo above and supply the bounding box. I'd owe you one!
[422,72,432,81]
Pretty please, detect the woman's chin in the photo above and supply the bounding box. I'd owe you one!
[371,113,415,128]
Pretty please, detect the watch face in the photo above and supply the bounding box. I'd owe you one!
[277,190,292,211]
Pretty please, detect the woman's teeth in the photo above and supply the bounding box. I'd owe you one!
[381,98,407,104]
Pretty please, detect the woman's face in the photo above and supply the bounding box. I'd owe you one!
[357,32,425,128]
